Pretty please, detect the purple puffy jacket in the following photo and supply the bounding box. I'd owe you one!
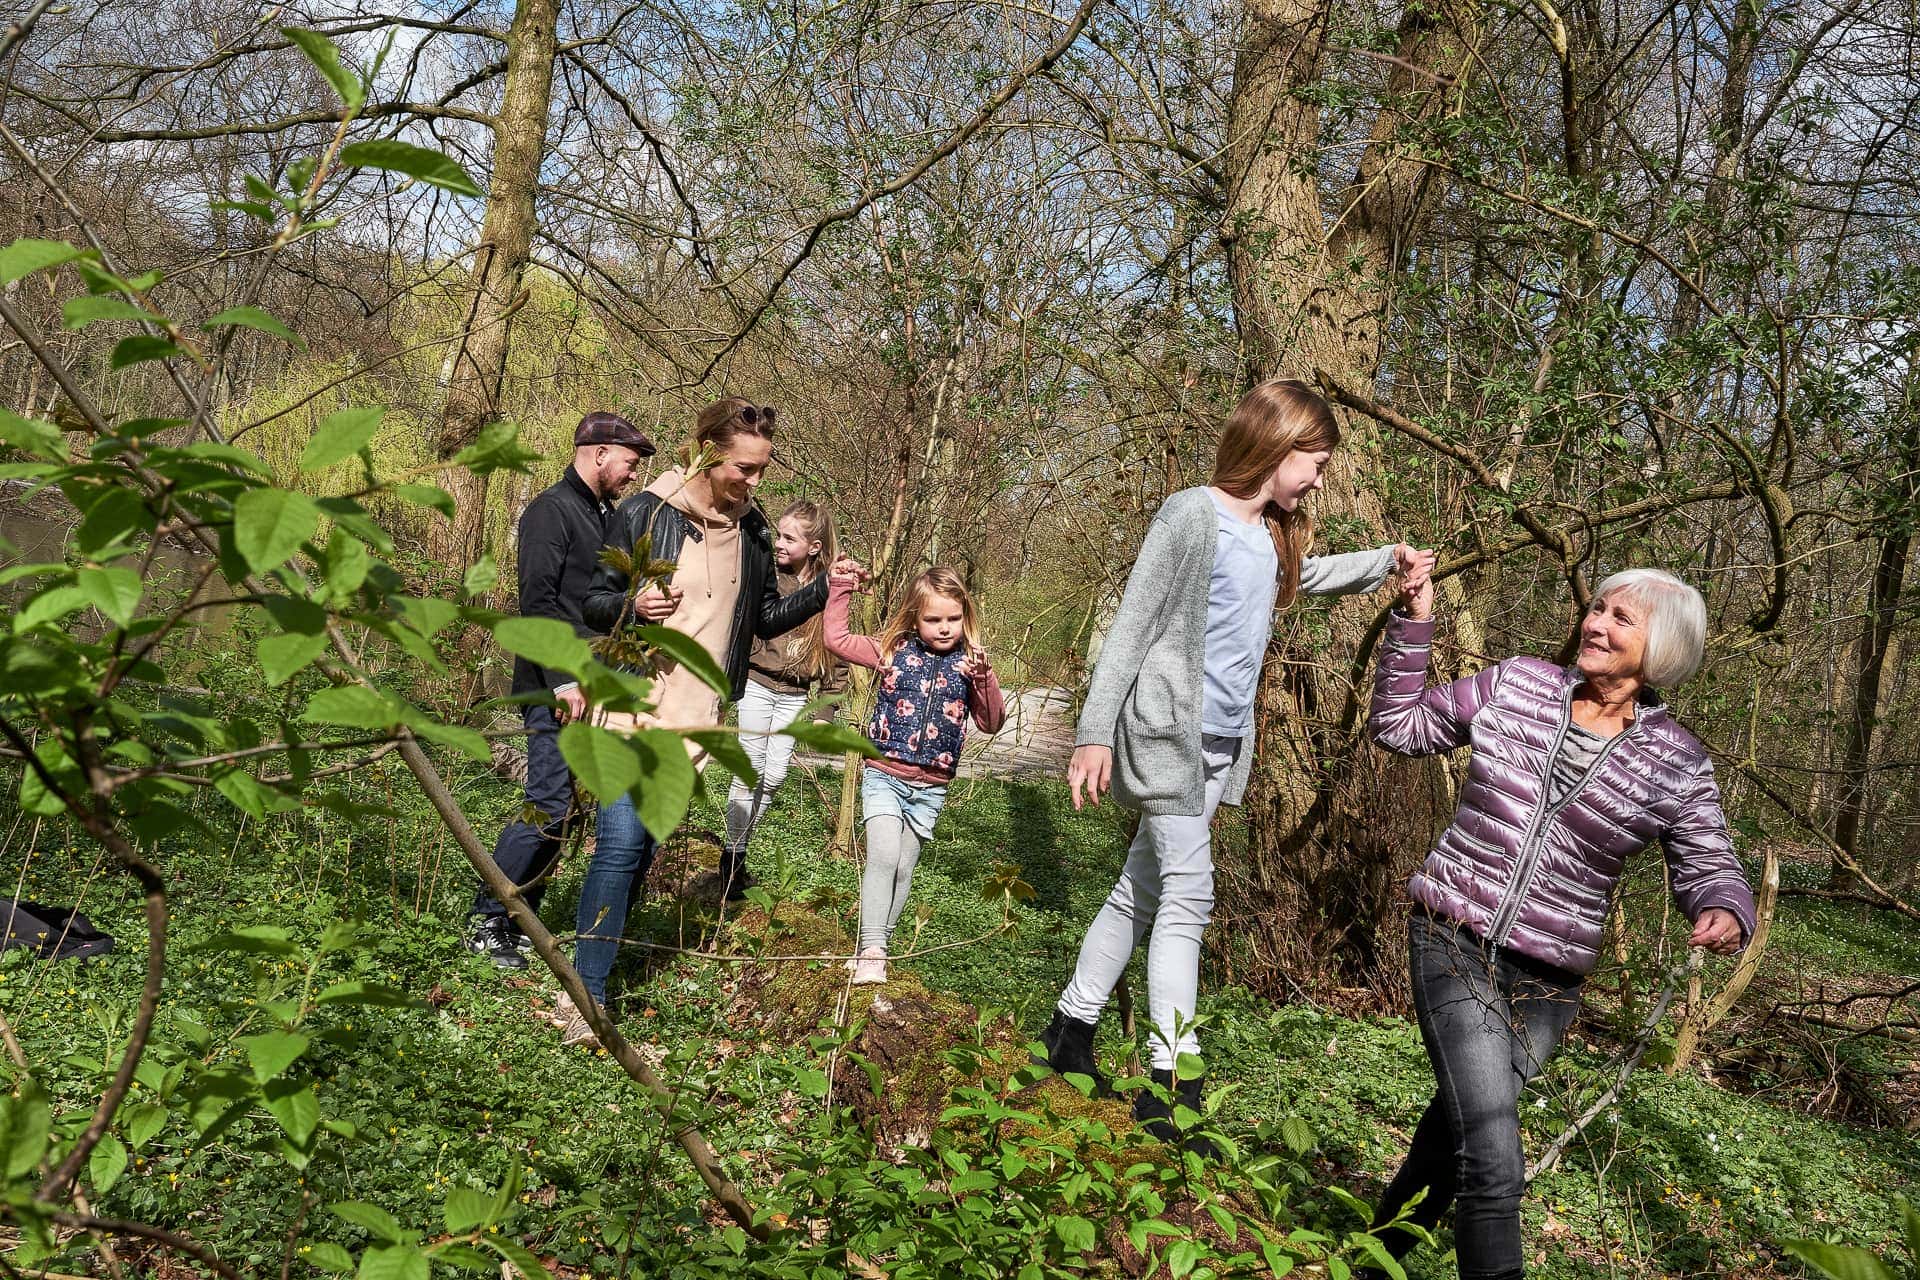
[1370,612,1757,976]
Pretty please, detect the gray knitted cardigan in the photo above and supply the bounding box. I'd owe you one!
[1074,486,1396,816]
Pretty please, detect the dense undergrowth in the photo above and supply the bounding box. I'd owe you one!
[6,719,1917,1276]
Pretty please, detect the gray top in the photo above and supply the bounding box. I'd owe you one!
[1201,489,1281,738]
[1076,486,1397,816]
[1548,721,1612,805]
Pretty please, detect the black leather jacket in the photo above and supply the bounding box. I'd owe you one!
[583,490,828,701]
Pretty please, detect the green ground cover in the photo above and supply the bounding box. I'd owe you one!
[5,752,1915,1277]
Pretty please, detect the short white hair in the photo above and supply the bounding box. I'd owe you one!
[1591,568,1707,688]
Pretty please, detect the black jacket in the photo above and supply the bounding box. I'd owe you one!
[511,466,615,696]
[584,490,828,701]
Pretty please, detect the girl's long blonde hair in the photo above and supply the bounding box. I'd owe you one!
[778,500,837,680]
[1210,378,1342,610]
[877,566,983,657]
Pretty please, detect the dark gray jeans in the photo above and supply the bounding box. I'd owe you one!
[1374,912,1582,1280]
[473,704,577,922]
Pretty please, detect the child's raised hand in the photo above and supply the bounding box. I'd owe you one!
[959,648,991,680]
[1392,543,1436,587]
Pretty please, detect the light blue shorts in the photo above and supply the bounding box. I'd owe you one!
[860,767,948,841]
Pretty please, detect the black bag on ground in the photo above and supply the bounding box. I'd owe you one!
[1,899,116,961]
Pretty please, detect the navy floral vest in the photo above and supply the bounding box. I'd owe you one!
[867,641,974,777]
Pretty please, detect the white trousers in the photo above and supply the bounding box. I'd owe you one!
[723,681,810,857]
[1056,734,1240,1069]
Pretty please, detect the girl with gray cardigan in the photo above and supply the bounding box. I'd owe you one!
[1040,378,1434,1150]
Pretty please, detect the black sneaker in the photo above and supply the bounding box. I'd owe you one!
[463,915,528,971]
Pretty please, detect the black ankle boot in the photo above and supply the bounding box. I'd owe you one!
[1038,1010,1110,1095]
[1133,1068,1218,1158]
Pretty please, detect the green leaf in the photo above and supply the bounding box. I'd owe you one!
[62,295,152,330]
[1328,1185,1374,1225]
[0,407,65,461]
[240,1030,311,1083]
[1,1083,50,1180]
[75,566,143,627]
[557,722,641,801]
[74,487,149,554]
[259,631,329,686]
[0,238,86,285]
[462,554,498,598]
[630,728,698,841]
[494,617,592,680]
[213,766,301,819]
[451,420,539,475]
[233,487,320,573]
[633,624,729,699]
[281,27,366,108]
[339,139,482,196]
[436,1243,495,1272]
[195,924,298,955]
[1898,1195,1920,1268]
[1280,1114,1316,1156]
[324,528,371,602]
[315,981,421,1008]
[1780,1241,1900,1280]
[1167,1239,1200,1279]
[397,595,459,640]
[410,717,491,764]
[780,718,879,757]
[306,1241,357,1274]
[88,1132,129,1193]
[1053,1215,1096,1253]
[358,1245,429,1280]
[300,407,385,474]
[487,1237,552,1280]
[110,335,182,368]
[684,731,758,789]
[391,484,455,518]
[331,1201,405,1244]
[13,583,89,634]
[303,685,401,729]
[443,1185,495,1233]
[124,1102,167,1150]
[204,305,304,347]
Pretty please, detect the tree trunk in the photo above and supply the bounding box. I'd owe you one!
[1831,414,1918,880]
[430,0,561,579]
[1218,0,1475,993]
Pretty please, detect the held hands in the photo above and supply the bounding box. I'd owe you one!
[555,685,588,724]
[1689,907,1744,956]
[829,554,871,589]
[1067,743,1113,811]
[1392,543,1438,621]
[633,582,683,622]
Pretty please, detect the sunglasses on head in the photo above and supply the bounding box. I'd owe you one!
[738,404,777,428]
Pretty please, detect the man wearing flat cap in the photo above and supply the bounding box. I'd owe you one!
[465,411,655,970]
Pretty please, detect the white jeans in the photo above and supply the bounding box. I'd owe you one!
[1056,734,1241,1069]
[724,681,810,857]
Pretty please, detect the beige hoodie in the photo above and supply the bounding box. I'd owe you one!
[596,467,743,762]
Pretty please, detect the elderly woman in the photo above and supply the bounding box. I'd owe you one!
[1365,568,1756,1280]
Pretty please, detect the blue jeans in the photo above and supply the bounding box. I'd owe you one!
[474,704,577,921]
[572,794,656,1004]
[1374,912,1582,1280]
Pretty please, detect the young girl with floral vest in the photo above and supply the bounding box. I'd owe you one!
[825,563,1008,984]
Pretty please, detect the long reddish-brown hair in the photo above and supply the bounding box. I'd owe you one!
[1210,378,1341,609]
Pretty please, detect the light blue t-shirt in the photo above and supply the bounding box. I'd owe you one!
[1201,489,1279,738]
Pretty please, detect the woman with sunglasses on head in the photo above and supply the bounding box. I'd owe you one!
[559,396,844,1045]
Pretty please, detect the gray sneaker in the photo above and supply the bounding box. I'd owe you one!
[463,915,528,971]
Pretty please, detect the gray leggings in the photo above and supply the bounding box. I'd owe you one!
[858,816,923,951]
